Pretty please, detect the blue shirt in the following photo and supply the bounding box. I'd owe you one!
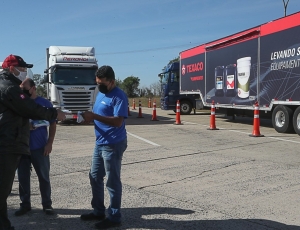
[93,87,128,145]
[30,97,54,150]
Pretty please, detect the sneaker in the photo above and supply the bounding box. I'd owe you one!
[80,212,106,221]
[15,207,31,216]
[95,218,121,229]
[43,205,54,215]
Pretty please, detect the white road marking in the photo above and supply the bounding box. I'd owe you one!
[182,121,198,125]
[127,132,160,146]
[266,136,300,144]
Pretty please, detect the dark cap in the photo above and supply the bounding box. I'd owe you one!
[2,54,33,69]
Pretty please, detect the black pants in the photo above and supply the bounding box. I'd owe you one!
[0,154,21,230]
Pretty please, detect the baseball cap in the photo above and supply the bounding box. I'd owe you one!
[2,54,33,69]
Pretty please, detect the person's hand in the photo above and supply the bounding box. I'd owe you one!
[56,109,67,121]
[29,123,35,130]
[44,143,52,156]
[81,111,95,123]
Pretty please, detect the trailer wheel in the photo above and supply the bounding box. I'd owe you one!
[272,105,293,133]
[292,106,300,135]
[180,100,192,115]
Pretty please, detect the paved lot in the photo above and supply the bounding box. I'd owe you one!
[8,107,300,229]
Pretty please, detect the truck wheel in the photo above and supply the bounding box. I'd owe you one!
[272,105,293,133]
[180,101,192,115]
[292,106,300,135]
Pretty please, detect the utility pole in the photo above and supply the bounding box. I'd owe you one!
[282,0,290,17]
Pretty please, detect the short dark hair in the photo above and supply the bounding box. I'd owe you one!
[96,65,115,81]
[27,78,36,87]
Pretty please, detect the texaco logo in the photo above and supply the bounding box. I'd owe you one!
[182,65,186,75]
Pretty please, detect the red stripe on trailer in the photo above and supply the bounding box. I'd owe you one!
[180,45,205,59]
[180,12,300,60]
[205,28,260,51]
[261,11,300,37]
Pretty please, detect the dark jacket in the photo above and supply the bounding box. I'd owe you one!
[0,70,57,155]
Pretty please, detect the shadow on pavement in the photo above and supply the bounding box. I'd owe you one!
[9,207,300,230]
[126,112,175,126]
[220,115,274,129]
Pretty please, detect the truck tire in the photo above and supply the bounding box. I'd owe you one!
[180,100,192,115]
[292,106,300,135]
[272,105,293,133]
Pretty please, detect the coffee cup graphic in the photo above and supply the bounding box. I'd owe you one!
[237,57,251,98]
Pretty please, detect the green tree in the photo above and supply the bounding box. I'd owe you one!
[122,76,140,97]
[168,56,180,65]
[32,74,47,98]
[115,78,123,90]
[139,86,153,97]
[150,81,162,96]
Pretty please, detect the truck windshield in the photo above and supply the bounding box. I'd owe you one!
[52,67,97,85]
[161,73,169,84]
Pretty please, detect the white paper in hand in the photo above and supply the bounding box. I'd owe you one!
[31,120,50,128]
[77,111,85,123]
[62,109,72,113]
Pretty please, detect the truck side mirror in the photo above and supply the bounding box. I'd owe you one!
[41,74,49,84]
[171,73,175,83]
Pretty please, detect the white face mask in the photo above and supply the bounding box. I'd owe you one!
[13,67,27,81]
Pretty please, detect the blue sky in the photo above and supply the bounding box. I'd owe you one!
[1,0,300,87]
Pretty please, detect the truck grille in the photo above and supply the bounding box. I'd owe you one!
[60,91,94,113]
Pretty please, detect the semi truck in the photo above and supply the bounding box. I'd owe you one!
[159,61,202,114]
[179,11,300,135]
[44,46,98,120]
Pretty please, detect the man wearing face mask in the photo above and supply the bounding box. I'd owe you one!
[80,65,128,229]
[0,54,67,230]
[14,78,56,216]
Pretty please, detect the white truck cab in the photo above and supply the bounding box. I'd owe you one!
[44,46,98,120]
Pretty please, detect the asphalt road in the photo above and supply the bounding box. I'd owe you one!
[7,107,300,230]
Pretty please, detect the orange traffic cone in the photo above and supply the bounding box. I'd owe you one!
[132,99,136,110]
[207,101,219,130]
[137,100,144,118]
[128,103,131,116]
[151,100,159,121]
[249,102,264,137]
[174,100,182,125]
[148,98,152,108]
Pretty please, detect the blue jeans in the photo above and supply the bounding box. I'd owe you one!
[89,138,127,223]
[17,147,52,209]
